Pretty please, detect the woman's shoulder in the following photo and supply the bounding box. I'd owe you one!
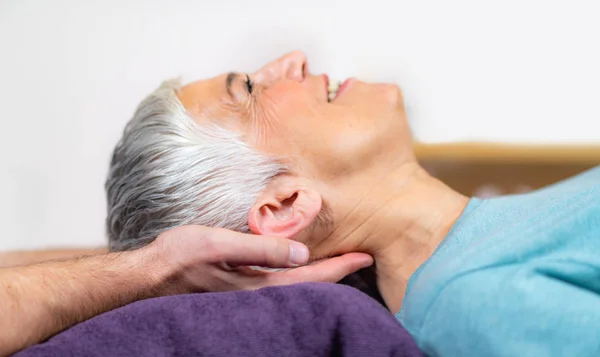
[400,167,600,335]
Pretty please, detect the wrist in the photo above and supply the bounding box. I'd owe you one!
[133,242,189,297]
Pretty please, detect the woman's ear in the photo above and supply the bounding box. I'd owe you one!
[247,176,322,238]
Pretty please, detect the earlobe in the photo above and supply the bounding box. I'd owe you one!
[248,181,322,239]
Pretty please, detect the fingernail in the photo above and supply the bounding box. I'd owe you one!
[289,241,309,265]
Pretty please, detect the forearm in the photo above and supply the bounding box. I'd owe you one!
[0,248,108,268]
[0,249,160,356]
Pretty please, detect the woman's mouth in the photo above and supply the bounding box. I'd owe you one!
[335,79,353,99]
[327,80,342,102]
[327,78,352,102]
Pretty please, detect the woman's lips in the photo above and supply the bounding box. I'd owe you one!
[335,78,353,99]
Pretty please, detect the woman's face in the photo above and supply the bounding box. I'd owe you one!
[178,51,414,182]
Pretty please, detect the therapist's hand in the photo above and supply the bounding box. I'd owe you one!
[145,225,374,295]
[0,225,372,357]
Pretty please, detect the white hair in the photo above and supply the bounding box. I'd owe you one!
[105,79,286,251]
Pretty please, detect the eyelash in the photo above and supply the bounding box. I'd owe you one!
[245,74,253,94]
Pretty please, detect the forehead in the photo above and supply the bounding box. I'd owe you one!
[176,74,229,119]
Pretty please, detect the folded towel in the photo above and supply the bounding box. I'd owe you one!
[15,282,423,357]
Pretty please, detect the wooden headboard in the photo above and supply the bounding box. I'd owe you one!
[415,143,600,197]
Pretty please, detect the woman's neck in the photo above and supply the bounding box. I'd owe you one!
[324,164,469,313]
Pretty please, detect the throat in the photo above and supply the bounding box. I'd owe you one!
[326,165,469,313]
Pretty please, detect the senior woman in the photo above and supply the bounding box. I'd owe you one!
[105,51,600,357]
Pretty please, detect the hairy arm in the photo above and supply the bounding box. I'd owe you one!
[0,249,155,357]
[0,248,108,268]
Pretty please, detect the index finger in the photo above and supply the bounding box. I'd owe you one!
[205,228,309,268]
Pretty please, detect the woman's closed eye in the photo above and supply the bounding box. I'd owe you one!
[245,74,253,94]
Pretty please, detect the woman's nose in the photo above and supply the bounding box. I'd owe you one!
[256,51,307,84]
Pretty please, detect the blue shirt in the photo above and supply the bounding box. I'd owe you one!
[397,166,600,357]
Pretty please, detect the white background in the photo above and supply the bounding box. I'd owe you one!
[1,0,599,250]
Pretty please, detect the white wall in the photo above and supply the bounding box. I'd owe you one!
[1,0,599,250]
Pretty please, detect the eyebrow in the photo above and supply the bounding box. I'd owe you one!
[225,72,240,99]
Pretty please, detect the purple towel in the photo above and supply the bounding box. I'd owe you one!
[15,282,423,357]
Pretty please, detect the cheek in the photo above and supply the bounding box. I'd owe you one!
[327,121,381,171]
[262,82,318,114]
[247,85,321,157]
[319,105,406,175]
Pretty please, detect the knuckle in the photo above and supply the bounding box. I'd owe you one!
[260,238,286,267]
[174,226,225,260]
[201,237,224,261]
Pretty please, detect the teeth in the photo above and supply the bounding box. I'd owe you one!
[327,80,342,101]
